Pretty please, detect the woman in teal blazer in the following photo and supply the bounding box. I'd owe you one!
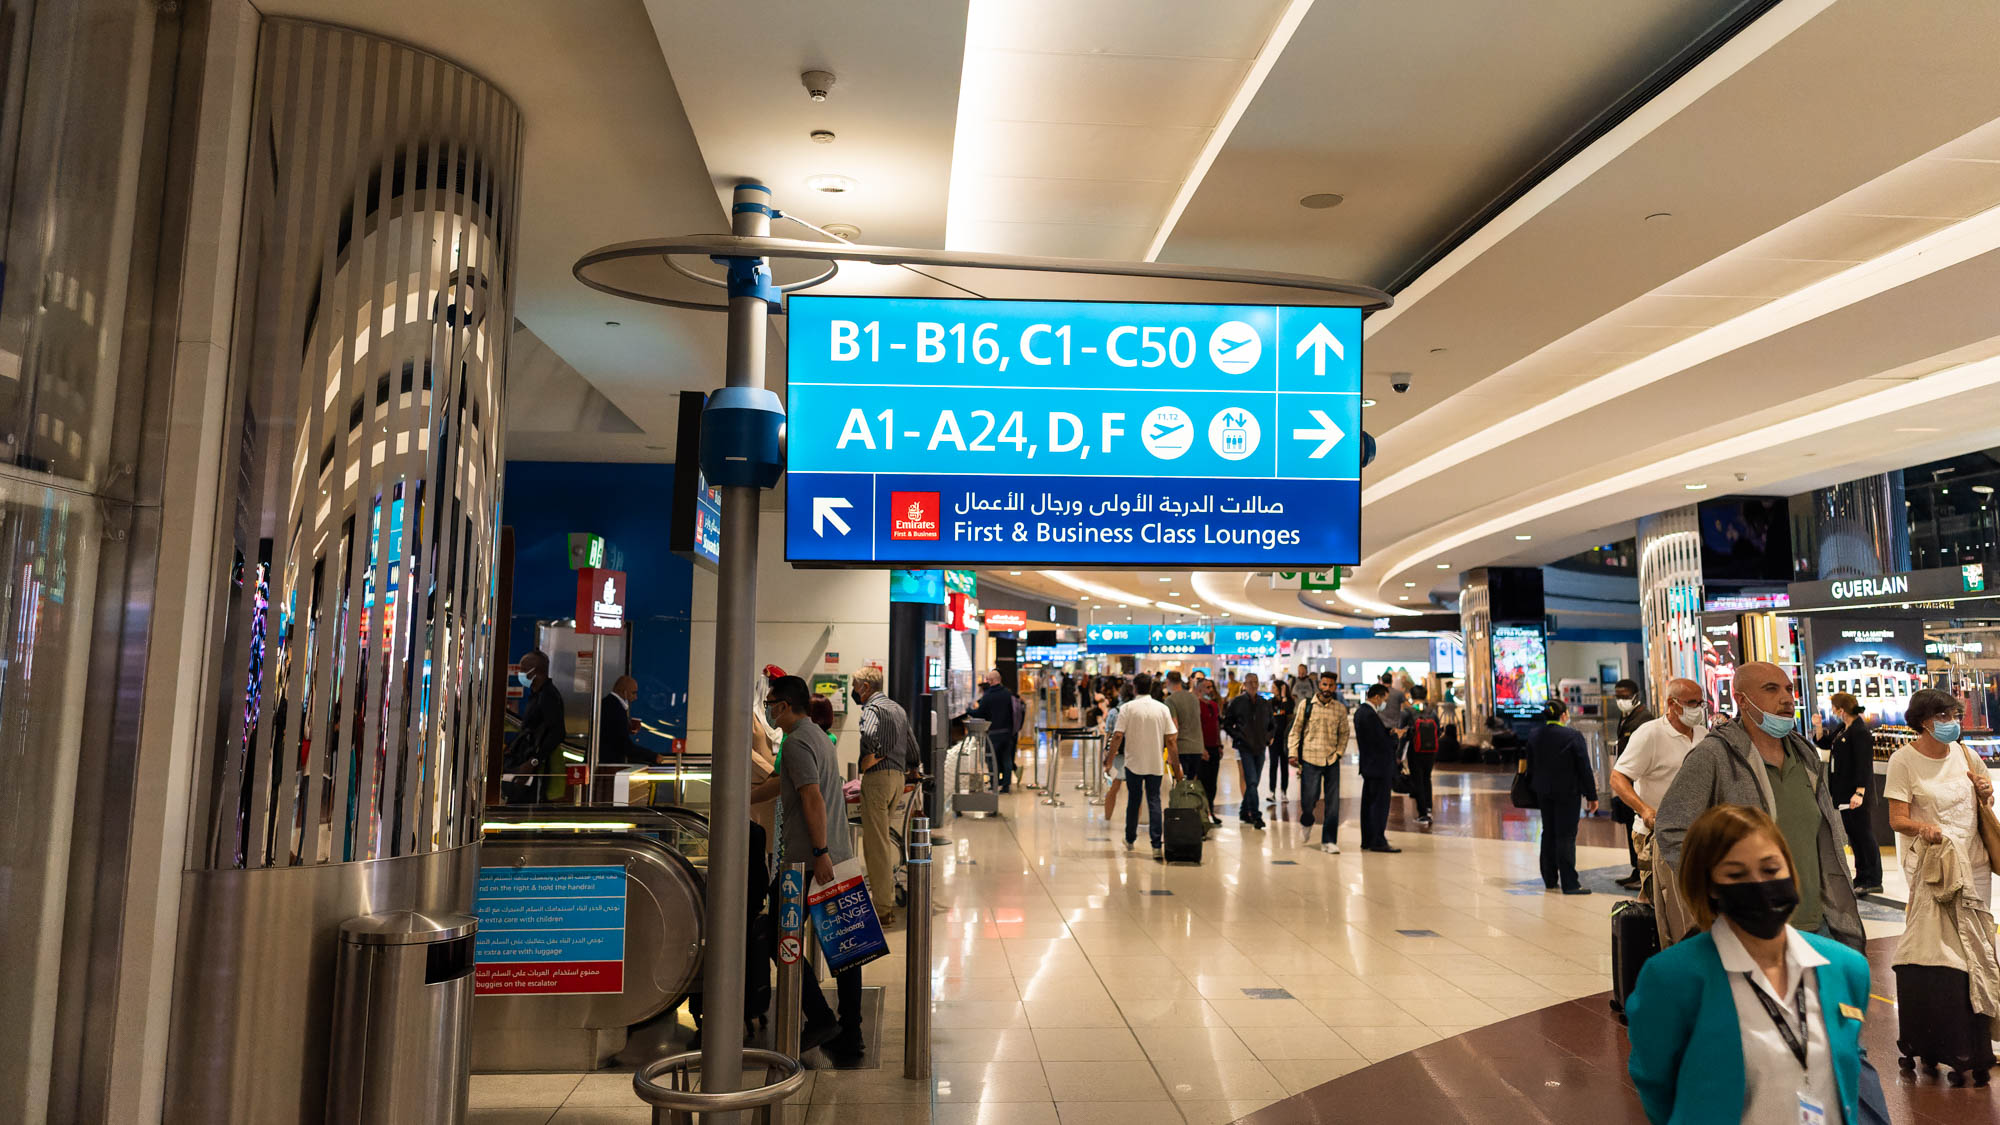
[1626,804,1874,1124]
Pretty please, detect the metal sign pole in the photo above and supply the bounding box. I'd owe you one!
[773,862,807,1060]
[698,182,784,1118]
[584,643,604,804]
[902,817,933,1081]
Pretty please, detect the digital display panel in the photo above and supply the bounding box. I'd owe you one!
[1491,625,1550,719]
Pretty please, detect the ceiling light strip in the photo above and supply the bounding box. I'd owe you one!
[1142,0,1317,262]
[1362,0,1833,337]
[1039,571,1197,615]
[1371,356,2000,590]
[1364,199,2000,504]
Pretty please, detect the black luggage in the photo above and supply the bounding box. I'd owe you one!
[1609,899,1659,1023]
[1162,806,1205,863]
[1892,964,1994,1085]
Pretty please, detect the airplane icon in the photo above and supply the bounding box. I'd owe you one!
[1215,335,1252,355]
[1149,420,1186,440]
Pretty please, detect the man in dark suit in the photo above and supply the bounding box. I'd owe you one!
[504,649,566,803]
[1528,698,1599,894]
[599,675,649,765]
[1354,683,1401,853]
[959,669,1018,793]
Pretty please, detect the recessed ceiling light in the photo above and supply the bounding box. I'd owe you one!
[1324,598,1336,604]
[1008,570,1021,575]
[1157,577,1171,582]
[1361,398,1377,408]
[1117,603,1127,608]
[806,173,857,193]
[1684,483,1708,490]
[1190,604,1200,609]
[1403,582,1416,587]
[1168,592,1180,597]
[1399,595,1410,601]
[1515,534,1533,541]
[1299,192,1344,209]
[1221,612,1230,617]
[1436,563,1450,569]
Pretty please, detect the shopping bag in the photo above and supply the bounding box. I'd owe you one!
[806,858,890,974]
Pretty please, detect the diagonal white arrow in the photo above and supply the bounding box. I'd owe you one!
[812,496,853,537]
[1292,409,1345,459]
[1293,322,1345,375]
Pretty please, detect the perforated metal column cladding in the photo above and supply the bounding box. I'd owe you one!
[1637,506,1704,705]
[199,20,522,869]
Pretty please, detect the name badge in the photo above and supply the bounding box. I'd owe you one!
[1797,1091,1827,1125]
[1837,1002,1863,1022]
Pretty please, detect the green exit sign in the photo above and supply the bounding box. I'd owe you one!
[1272,570,1341,591]
[568,533,605,569]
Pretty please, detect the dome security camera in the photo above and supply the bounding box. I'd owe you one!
[1390,372,1413,394]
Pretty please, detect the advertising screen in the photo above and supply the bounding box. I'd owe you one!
[1490,625,1549,718]
[1807,617,1926,725]
[784,295,1362,567]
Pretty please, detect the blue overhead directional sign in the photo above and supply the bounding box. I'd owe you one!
[783,295,1362,567]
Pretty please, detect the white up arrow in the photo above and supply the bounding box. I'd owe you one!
[812,496,853,537]
[1293,322,1345,375]
[1292,410,1345,459]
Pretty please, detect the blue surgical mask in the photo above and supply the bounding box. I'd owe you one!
[517,670,532,687]
[1932,719,1962,743]
[1742,697,1795,739]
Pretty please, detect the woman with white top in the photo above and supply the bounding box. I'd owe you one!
[1885,687,1996,907]
[1627,803,1874,1124]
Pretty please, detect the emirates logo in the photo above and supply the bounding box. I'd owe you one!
[890,491,940,540]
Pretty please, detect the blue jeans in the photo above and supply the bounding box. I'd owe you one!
[1297,760,1338,844]
[1123,770,1163,847]
[1237,746,1265,820]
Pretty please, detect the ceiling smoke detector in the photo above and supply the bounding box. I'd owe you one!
[821,222,861,240]
[802,70,836,102]
[809,129,836,144]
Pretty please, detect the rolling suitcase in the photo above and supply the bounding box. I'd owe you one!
[1162,806,1205,863]
[1892,964,1994,1086]
[1609,899,1659,1023]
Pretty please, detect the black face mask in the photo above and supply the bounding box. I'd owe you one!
[1711,876,1799,940]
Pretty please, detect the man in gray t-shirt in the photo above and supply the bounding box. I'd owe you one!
[750,675,863,1061]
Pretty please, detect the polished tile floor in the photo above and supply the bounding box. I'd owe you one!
[469,740,1914,1124]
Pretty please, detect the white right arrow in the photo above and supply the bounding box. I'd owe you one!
[1293,322,1345,375]
[1292,410,1345,459]
[812,496,853,537]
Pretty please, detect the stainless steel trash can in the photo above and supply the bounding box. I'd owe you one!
[326,911,480,1124]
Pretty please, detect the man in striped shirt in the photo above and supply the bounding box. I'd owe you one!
[1288,671,1353,853]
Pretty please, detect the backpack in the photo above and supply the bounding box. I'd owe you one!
[1010,693,1026,733]
[1168,777,1208,809]
[1409,715,1440,755]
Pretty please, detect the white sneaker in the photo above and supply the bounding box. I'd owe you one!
[1321,843,1341,854]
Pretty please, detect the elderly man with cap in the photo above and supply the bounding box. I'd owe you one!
[852,666,916,925]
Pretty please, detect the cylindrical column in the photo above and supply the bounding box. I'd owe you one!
[1637,506,1705,705]
[699,182,774,1116]
[1812,471,1911,579]
[167,21,522,1122]
[902,818,933,1081]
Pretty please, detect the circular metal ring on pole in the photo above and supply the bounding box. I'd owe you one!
[574,234,1391,314]
[632,1049,806,1113]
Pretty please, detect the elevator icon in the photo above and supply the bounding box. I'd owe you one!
[1208,407,1260,461]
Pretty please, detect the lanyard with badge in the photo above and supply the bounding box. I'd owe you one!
[1745,972,1826,1125]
